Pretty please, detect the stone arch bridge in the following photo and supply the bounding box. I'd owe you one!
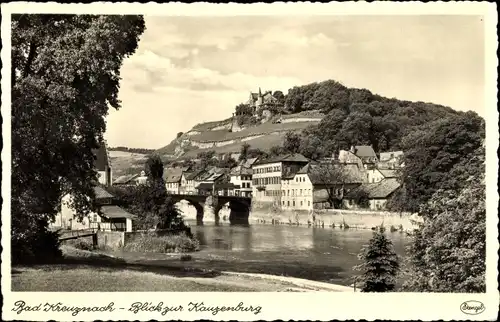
[169,194,252,225]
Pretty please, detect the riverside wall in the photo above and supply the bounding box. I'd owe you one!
[176,200,420,231]
[249,205,420,231]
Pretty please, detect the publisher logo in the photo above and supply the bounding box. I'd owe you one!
[460,301,485,315]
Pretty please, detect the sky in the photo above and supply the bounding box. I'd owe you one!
[105,15,485,149]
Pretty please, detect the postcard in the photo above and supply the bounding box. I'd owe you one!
[1,2,498,321]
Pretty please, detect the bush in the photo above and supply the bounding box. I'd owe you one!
[64,238,97,251]
[124,232,200,253]
[11,221,62,265]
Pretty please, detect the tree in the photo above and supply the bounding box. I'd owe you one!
[308,164,348,209]
[145,155,164,183]
[196,150,217,168]
[235,103,253,116]
[247,147,267,159]
[239,143,251,162]
[218,156,237,169]
[272,90,285,105]
[354,229,400,292]
[11,14,145,262]
[176,132,183,139]
[283,131,302,154]
[403,145,485,292]
[396,112,484,213]
[269,145,286,157]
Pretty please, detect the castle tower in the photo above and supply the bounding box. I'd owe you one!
[256,87,263,109]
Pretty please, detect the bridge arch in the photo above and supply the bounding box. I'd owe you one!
[169,194,252,226]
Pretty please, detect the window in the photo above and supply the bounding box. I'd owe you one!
[287,190,290,196]
[308,201,310,206]
[282,201,285,206]
[293,201,295,207]
[300,201,303,206]
[287,201,290,206]
[300,189,302,195]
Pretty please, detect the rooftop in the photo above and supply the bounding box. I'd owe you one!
[100,205,136,220]
[254,153,309,166]
[347,178,401,199]
[163,167,184,183]
[353,145,377,159]
[306,163,364,185]
[94,186,114,200]
[113,173,139,185]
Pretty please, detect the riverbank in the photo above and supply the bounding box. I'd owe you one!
[11,246,352,292]
[177,201,421,232]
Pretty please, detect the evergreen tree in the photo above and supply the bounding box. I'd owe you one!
[354,228,400,292]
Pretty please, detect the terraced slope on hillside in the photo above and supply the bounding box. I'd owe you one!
[156,112,324,159]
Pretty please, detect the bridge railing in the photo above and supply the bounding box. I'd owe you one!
[59,228,98,239]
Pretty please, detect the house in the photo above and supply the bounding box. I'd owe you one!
[92,141,112,187]
[54,186,136,232]
[194,167,236,196]
[247,88,279,114]
[164,167,184,194]
[344,178,401,210]
[230,165,253,197]
[338,145,378,169]
[113,171,148,186]
[379,151,404,169]
[52,141,137,232]
[251,153,309,207]
[179,170,202,195]
[113,173,140,186]
[281,162,365,211]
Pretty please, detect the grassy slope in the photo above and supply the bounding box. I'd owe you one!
[188,120,320,143]
[156,113,323,158]
[11,246,342,292]
[180,132,287,159]
[109,150,148,177]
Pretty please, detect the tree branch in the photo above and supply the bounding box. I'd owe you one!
[22,41,37,78]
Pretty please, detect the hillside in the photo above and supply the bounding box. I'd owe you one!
[156,110,324,160]
[155,79,460,161]
[109,150,148,177]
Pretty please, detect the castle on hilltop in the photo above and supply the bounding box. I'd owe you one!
[247,88,279,114]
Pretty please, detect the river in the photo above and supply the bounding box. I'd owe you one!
[183,218,411,286]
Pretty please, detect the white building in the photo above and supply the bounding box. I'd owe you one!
[230,165,253,197]
[251,154,309,207]
[52,142,136,232]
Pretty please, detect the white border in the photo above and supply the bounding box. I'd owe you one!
[1,2,498,321]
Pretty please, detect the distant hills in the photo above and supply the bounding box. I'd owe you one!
[154,79,460,161]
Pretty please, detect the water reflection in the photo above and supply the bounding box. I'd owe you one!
[186,219,409,285]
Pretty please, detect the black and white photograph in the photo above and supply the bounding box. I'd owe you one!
[1,2,498,321]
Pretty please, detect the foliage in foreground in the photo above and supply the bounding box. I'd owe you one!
[123,232,200,253]
[354,228,400,292]
[11,14,145,262]
[402,152,486,292]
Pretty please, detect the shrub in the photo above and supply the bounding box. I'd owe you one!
[64,238,97,251]
[180,254,193,261]
[390,225,398,233]
[11,221,62,265]
[124,232,200,253]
